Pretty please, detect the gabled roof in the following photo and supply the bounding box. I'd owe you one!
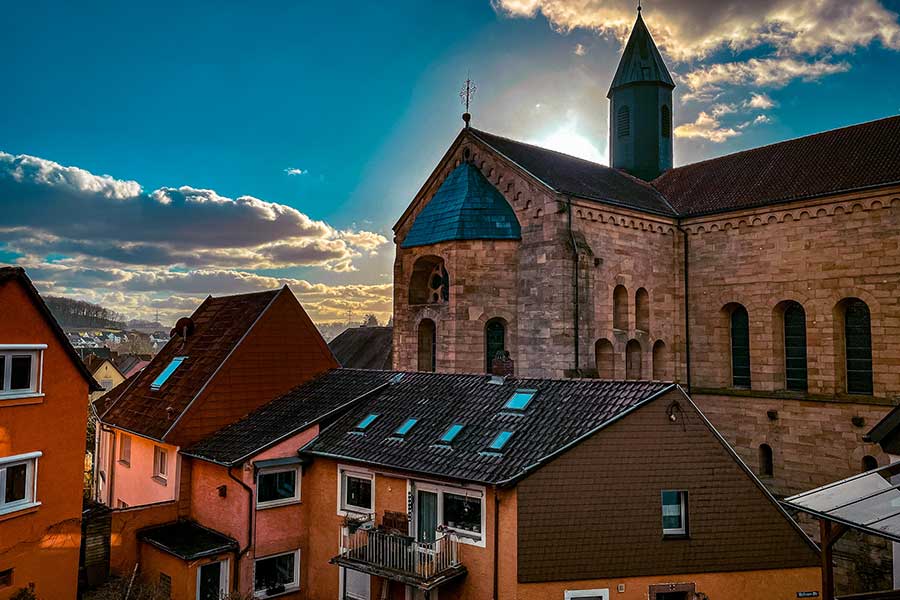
[607,10,675,96]
[328,326,393,370]
[401,161,522,248]
[305,371,673,485]
[470,129,676,216]
[654,114,900,216]
[184,369,396,466]
[0,267,102,392]
[84,353,123,379]
[99,288,281,441]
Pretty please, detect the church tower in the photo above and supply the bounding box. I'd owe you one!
[608,7,675,181]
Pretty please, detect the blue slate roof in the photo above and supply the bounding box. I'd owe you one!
[401,161,521,248]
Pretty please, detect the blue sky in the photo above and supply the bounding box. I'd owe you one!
[2,0,900,324]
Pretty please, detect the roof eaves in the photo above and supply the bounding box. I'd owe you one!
[865,404,900,444]
[161,287,285,442]
[495,383,677,487]
[564,189,676,218]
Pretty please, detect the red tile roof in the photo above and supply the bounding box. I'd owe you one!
[654,115,900,216]
[99,288,280,440]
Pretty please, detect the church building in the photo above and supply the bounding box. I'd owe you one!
[392,7,900,592]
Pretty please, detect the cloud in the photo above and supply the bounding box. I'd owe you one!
[674,111,740,143]
[747,92,776,110]
[573,43,587,56]
[284,167,307,176]
[681,56,850,100]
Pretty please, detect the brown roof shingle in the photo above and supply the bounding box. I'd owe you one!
[99,288,280,440]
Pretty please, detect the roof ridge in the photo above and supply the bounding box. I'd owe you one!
[471,128,609,168]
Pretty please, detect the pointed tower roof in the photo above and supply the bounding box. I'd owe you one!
[607,9,674,98]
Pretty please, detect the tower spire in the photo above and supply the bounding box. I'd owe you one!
[460,74,477,128]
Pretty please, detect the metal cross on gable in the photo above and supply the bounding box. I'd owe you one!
[460,75,477,127]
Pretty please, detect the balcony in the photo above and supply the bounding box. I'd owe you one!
[332,527,467,591]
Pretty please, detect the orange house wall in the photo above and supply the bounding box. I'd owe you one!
[108,502,179,575]
[167,290,338,447]
[0,279,90,600]
[138,543,233,600]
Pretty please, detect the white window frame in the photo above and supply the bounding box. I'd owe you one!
[565,589,609,600]
[662,489,688,536]
[411,481,486,547]
[0,451,42,516]
[0,345,45,400]
[118,434,131,467]
[256,466,301,509]
[252,549,300,598]
[153,446,168,482]
[195,558,229,600]
[337,466,374,515]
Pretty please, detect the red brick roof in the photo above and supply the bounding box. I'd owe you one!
[99,288,280,441]
[654,115,900,216]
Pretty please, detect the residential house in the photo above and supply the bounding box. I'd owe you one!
[83,354,125,401]
[329,326,394,370]
[0,267,102,600]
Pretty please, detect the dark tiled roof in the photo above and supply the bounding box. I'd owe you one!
[470,129,676,216]
[654,115,900,216]
[608,11,674,95]
[306,371,673,484]
[0,267,102,392]
[184,369,396,466]
[138,520,237,561]
[99,288,280,441]
[329,326,393,370]
[401,161,522,248]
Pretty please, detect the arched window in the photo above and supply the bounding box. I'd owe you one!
[595,339,614,379]
[617,106,631,138]
[652,340,668,380]
[625,339,642,380]
[661,105,671,139]
[417,319,436,372]
[844,299,873,395]
[409,256,449,305]
[758,444,773,477]
[635,288,650,332]
[613,285,629,330]
[730,305,751,388]
[862,455,879,472]
[485,319,506,374]
[783,301,808,392]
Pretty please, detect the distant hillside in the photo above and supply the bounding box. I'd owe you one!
[44,295,126,329]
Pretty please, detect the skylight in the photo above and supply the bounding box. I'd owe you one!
[505,389,537,411]
[356,414,379,430]
[394,418,418,437]
[150,356,187,390]
[488,431,513,452]
[440,424,464,444]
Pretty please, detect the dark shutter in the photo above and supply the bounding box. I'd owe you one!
[845,299,873,395]
[783,302,808,391]
[730,306,751,388]
[661,105,671,138]
[617,106,631,138]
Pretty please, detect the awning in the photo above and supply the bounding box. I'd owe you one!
[253,456,307,470]
[138,520,238,561]
[783,461,900,543]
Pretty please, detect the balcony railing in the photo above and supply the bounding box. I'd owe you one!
[333,527,466,590]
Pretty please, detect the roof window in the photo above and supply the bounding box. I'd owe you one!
[440,424,464,444]
[505,389,537,411]
[394,418,418,437]
[150,356,187,390]
[488,431,513,452]
[355,414,379,431]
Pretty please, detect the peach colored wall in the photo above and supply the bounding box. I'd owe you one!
[106,431,179,508]
[515,566,821,600]
[108,502,179,575]
[0,278,90,600]
[138,542,233,600]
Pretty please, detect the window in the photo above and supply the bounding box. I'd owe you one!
[118,434,131,466]
[0,452,40,516]
[505,389,536,411]
[652,340,669,380]
[844,299,873,395]
[257,467,300,507]
[783,301,808,392]
[661,490,687,536]
[758,444,773,478]
[440,424,464,444]
[595,338,614,379]
[443,492,482,536]
[0,347,42,397]
[565,591,609,600]
[394,418,418,437]
[197,559,228,600]
[613,285,629,330]
[340,470,373,513]
[355,414,378,431]
[617,105,630,138]
[661,105,672,138]
[117,499,129,509]
[417,319,436,373]
[730,305,751,388]
[863,455,879,472]
[0,568,12,588]
[413,482,485,544]
[153,446,168,481]
[158,573,172,599]
[635,288,650,332]
[485,318,507,374]
[488,431,513,452]
[150,356,187,390]
[625,340,642,380]
[254,550,300,597]
[100,378,114,390]
[409,256,449,305]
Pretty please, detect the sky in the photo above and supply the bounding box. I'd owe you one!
[2,0,900,326]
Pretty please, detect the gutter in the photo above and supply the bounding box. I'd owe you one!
[228,466,255,592]
[567,196,581,376]
[677,225,692,392]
